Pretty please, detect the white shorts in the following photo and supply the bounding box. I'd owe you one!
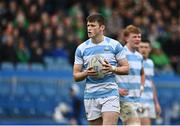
[84,96,120,121]
[120,101,141,122]
[138,103,156,119]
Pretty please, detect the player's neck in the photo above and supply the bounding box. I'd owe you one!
[91,35,104,44]
[144,56,148,60]
[126,44,136,52]
[143,57,147,60]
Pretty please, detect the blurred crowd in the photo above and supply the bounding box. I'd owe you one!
[0,0,179,74]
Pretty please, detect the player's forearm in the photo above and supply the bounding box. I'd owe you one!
[73,71,87,82]
[112,65,129,75]
[154,95,159,105]
[141,68,145,87]
[153,89,160,104]
[141,75,145,88]
[152,81,160,104]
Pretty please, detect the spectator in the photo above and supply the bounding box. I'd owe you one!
[106,9,123,39]
[162,31,180,74]
[64,34,79,65]
[42,40,53,57]
[0,35,17,63]
[52,39,68,59]
[150,41,174,75]
[16,38,30,63]
[0,0,178,72]
[29,40,43,63]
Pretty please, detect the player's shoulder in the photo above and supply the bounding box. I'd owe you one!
[104,36,124,52]
[104,36,122,46]
[135,51,143,59]
[146,58,154,66]
[77,39,91,50]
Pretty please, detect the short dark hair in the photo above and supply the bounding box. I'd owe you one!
[141,39,151,44]
[86,13,105,26]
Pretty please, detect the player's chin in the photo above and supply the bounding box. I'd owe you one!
[88,34,92,38]
[88,34,95,38]
[135,45,140,49]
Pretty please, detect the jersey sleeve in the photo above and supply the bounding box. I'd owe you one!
[115,43,127,61]
[74,47,83,64]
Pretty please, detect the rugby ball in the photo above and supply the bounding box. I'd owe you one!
[89,55,105,79]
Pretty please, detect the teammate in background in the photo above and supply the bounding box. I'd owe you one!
[116,25,145,125]
[73,13,129,125]
[138,40,161,125]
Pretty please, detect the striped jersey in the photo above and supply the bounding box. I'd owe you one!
[140,58,154,106]
[116,45,143,102]
[74,36,126,99]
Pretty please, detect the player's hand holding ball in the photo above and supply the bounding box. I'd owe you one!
[85,66,98,77]
[88,55,105,79]
[102,59,116,74]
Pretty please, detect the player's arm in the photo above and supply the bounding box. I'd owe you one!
[73,47,89,82]
[140,67,145,89]
[115,44,129,75]
[114,59,129,75]
[151,80,161,116]
[102,59,129,75]
[110,42,129,75]
[139,67,145,96]
[73,64,87,82]
[117,59,129,96]
[102,43,129,75]
[73,64,98,82]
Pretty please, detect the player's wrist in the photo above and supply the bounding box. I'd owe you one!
[140,85,144,91]
[111,66,117,73]
[83,70,88,77]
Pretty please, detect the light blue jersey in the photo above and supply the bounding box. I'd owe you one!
[116,46,143,102]
[140,58,154,105]
[74,36,126,99]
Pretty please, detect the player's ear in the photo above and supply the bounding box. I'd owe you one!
[100,25,105,31]
[123,36,128,43]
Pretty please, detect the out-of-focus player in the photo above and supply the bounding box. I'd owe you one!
[116,25,145,125]
[138,39,161,125]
